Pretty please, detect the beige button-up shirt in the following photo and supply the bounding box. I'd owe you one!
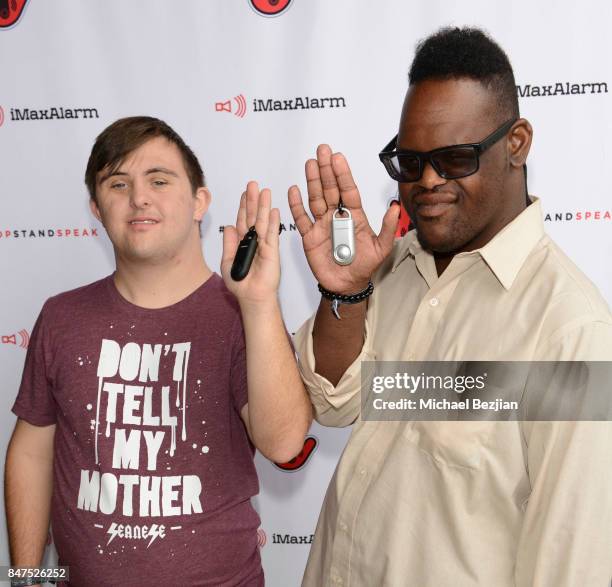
[295,199,612,587]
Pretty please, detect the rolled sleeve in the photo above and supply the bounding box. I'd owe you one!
[294,314,375,428]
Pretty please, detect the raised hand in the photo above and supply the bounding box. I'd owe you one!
[288,144,399,295]
[221,181,281,306]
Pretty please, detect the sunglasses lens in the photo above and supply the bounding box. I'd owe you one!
[432,147,478,179]
[391,154,421,182]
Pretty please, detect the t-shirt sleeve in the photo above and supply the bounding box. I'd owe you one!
[12,303,57,426]
[230,313,249,413]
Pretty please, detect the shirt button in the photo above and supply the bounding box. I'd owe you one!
[339,521,348,532]
[429,297,439,307]
[359,468,367,476]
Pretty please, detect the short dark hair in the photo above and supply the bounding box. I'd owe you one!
[85,116,205,203]
[409,27,519,120]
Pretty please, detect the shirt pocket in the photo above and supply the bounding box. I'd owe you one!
[401,420,495,470]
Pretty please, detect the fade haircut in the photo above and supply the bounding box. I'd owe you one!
[409,27,519,121]
[85,116,205,203]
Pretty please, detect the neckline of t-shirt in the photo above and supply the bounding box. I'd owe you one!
[104,272,220,317]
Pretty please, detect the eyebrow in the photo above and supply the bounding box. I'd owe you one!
[99,167,179,184]
[145,167,179,178]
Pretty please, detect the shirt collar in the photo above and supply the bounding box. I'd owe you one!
[391,198,545,290]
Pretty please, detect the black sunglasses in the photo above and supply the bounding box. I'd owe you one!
[379,118,517,183]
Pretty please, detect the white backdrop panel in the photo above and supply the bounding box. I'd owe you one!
[1,1,610,585]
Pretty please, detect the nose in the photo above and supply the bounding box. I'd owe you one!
[129,181,151,209]
[418,160,447,191]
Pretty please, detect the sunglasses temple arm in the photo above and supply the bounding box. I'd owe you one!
[380,134,399,154]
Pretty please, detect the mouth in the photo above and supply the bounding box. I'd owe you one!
[416,202,454,219]
[413,192,456,219]
[128,218,159,225]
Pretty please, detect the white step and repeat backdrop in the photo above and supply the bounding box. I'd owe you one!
[1,1,611,585]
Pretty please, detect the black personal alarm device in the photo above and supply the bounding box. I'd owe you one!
[230,226,258,281]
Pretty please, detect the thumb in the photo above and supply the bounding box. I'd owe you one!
[221,225,240,280]
[377,202,401,257]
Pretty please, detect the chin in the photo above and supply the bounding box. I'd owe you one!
[416,229,457,254]
[122,247,164,263]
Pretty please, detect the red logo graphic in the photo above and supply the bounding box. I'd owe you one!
[0,0,30,29]
[215,95,247,118]
[388,198,413,238]
[0,105,4,127]
[257,528,267,548]
[274,436,317,472]
[397,204,412,238]
[249,0,293,17]
[2,329,30,349]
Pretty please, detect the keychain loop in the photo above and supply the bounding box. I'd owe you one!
[333,207,352,220]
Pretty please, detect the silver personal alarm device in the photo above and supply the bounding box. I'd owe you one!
[332,207,355,265]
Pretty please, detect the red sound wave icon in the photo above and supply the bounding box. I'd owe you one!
[234,94,246,118]
[257,528,267,548]
[18,329,29,348]
[1,329,30,348]
[0,106,4,127]
[214,95,247,118]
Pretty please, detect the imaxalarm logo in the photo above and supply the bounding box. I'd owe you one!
[0,0,30,29]
[215,93,347,118]
[249,0,293,17]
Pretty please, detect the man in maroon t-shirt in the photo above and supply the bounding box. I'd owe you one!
[5,117,312,586]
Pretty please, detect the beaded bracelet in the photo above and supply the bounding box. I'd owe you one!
[317,281,374,319]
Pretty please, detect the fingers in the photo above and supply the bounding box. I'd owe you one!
[266,208,281,248]
[377,201,401,258]
[242,181,275,242]
[220,225,239,279]
[245,181,259,230]
[316,144,341,208]
[255,188,271,240]
[305,158,328,219]
[331,152,363,209]
[305,145,361,220]
[236,192,247,236]
[288,185,313,237]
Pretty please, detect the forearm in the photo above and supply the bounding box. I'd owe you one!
[240,298,312,462]
[5,446,53,565]
[312,296,368,386]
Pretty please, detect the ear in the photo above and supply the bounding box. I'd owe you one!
[508,118,533,169]
[89,198,103,222]
[193,187,211,221]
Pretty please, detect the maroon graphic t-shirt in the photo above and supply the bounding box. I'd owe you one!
[13,274,263,586]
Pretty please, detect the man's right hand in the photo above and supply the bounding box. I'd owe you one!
[288,144,400,294]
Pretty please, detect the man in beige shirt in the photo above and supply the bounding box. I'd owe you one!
[288,27,612,586]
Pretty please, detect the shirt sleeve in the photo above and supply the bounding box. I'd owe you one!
[293,313,376,428]
[515,320,612,586]
[230,313,249,413]
[12,303,58,426]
